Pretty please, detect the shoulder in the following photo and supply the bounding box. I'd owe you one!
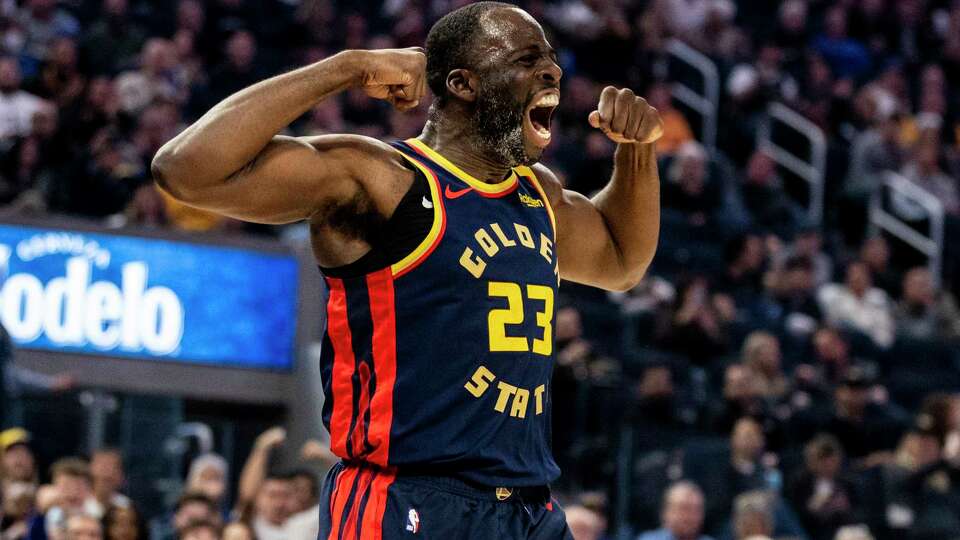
[529,162,568,208]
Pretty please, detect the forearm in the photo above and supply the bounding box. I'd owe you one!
[236,444,271,509]
[591,143,660,285]
[152,50,362,195]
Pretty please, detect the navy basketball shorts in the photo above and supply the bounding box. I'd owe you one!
[318,461,574,540]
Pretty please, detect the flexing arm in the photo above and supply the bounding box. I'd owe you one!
[540,86,662,291]
[151,48,426,224]
[235,427,286,513]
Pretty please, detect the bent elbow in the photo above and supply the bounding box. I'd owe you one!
[151,149,193,202]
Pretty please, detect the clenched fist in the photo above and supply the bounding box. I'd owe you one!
[588,86,664,145]
[355,47,427,111]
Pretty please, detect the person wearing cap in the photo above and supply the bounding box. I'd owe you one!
[858,414,960,538]
[819,364,908,461]
[1,428,37,485]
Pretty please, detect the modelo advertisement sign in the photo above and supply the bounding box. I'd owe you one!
[0,224,298,371]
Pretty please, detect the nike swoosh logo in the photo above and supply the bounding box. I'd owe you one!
[445,185,473,199]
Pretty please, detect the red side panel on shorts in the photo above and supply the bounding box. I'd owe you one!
[326,465,360,540]
[361,470,397,538]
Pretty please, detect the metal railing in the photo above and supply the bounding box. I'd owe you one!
[869,171,945,287]
[756,102,827,225]
[666,39,719,150]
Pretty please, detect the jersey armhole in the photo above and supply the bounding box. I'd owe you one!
[390,152,447,278]
[515,165,557,237]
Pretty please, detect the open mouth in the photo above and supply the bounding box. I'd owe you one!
[523,90,559,148]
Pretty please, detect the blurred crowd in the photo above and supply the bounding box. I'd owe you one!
[1,0,960,539]
[0,425,341,540]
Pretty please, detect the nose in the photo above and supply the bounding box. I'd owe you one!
[538,60,562,85]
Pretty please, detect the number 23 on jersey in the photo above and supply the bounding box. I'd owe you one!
[487,281,554,356]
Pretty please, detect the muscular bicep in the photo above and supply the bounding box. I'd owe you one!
[532,164,628,290]
[156,134,383,225]
[553,189,628,288]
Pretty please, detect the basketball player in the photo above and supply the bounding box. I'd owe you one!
[152,3,662,538]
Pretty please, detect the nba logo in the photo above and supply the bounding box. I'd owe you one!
[406,508,420,533]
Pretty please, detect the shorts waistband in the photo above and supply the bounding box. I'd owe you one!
[336,461,550,503]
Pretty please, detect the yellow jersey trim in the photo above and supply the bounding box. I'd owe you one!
[515,165,557,237]
[405,138,519,194]
[391,152,446,278]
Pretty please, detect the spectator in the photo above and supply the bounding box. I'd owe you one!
[693,417,769,534]
[705,365,769,437]
[177,521,218,540]
[565,504,605,540]
[662,141,723,229]
[767,255,822,337]
[63,514,101,540]
[648,82,694,156]
[13,0,80,67]
[819,365,906,460]
[1,481,35,540]
[658,276,733,365]
[0,57,46,140]
[777,225,832,288]
[183,454,228,513]
[174,493,218,531]
[114,39,182,116]
[28,458,99,540]
[818,262,895,349]
[284,469,320,539]
[251,475,295,540]
[857,236,898,298]
[89,449,130,516]
[715,233,766,304]
[192,31,261,114]
[786,435,859,540]
[894,266,960,342]
[0,428,36,485]
[730,491,775,540]
[102,506,143,540]
[832,525,873,540]
[741,151,804,238]
[79,0,147,76]
[899,136,960,216]
[637,480,714,540]
[220,522,253,540]
[741,332,788,401]
[844,98,903,212]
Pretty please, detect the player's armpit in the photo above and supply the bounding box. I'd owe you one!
[155,134,405,225]
[531,163,648,292]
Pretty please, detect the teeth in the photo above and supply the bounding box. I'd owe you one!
[535,126,551,138]
[535,94,559,107]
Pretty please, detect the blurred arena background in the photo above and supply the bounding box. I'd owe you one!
[0,0,959,539]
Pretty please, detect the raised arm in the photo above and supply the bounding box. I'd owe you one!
[150,48,426,224]
[539,86,663,291]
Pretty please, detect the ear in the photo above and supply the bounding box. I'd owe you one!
[445,68,478,103]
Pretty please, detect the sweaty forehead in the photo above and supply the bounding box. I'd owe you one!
[475,8,548,60]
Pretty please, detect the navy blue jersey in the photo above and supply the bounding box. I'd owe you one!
[319,138,560,486]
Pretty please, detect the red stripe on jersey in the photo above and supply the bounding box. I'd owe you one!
[350,361,372,458]
[360,469,397,538]
[326,466,359,540]
[325,278,356,459]
[365,268,397,466]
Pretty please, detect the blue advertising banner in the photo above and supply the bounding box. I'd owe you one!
[0,225,298,371]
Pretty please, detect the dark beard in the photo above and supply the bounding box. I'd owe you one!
[473,77,532,168]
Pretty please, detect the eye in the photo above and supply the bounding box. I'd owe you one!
[518,54,538,66]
